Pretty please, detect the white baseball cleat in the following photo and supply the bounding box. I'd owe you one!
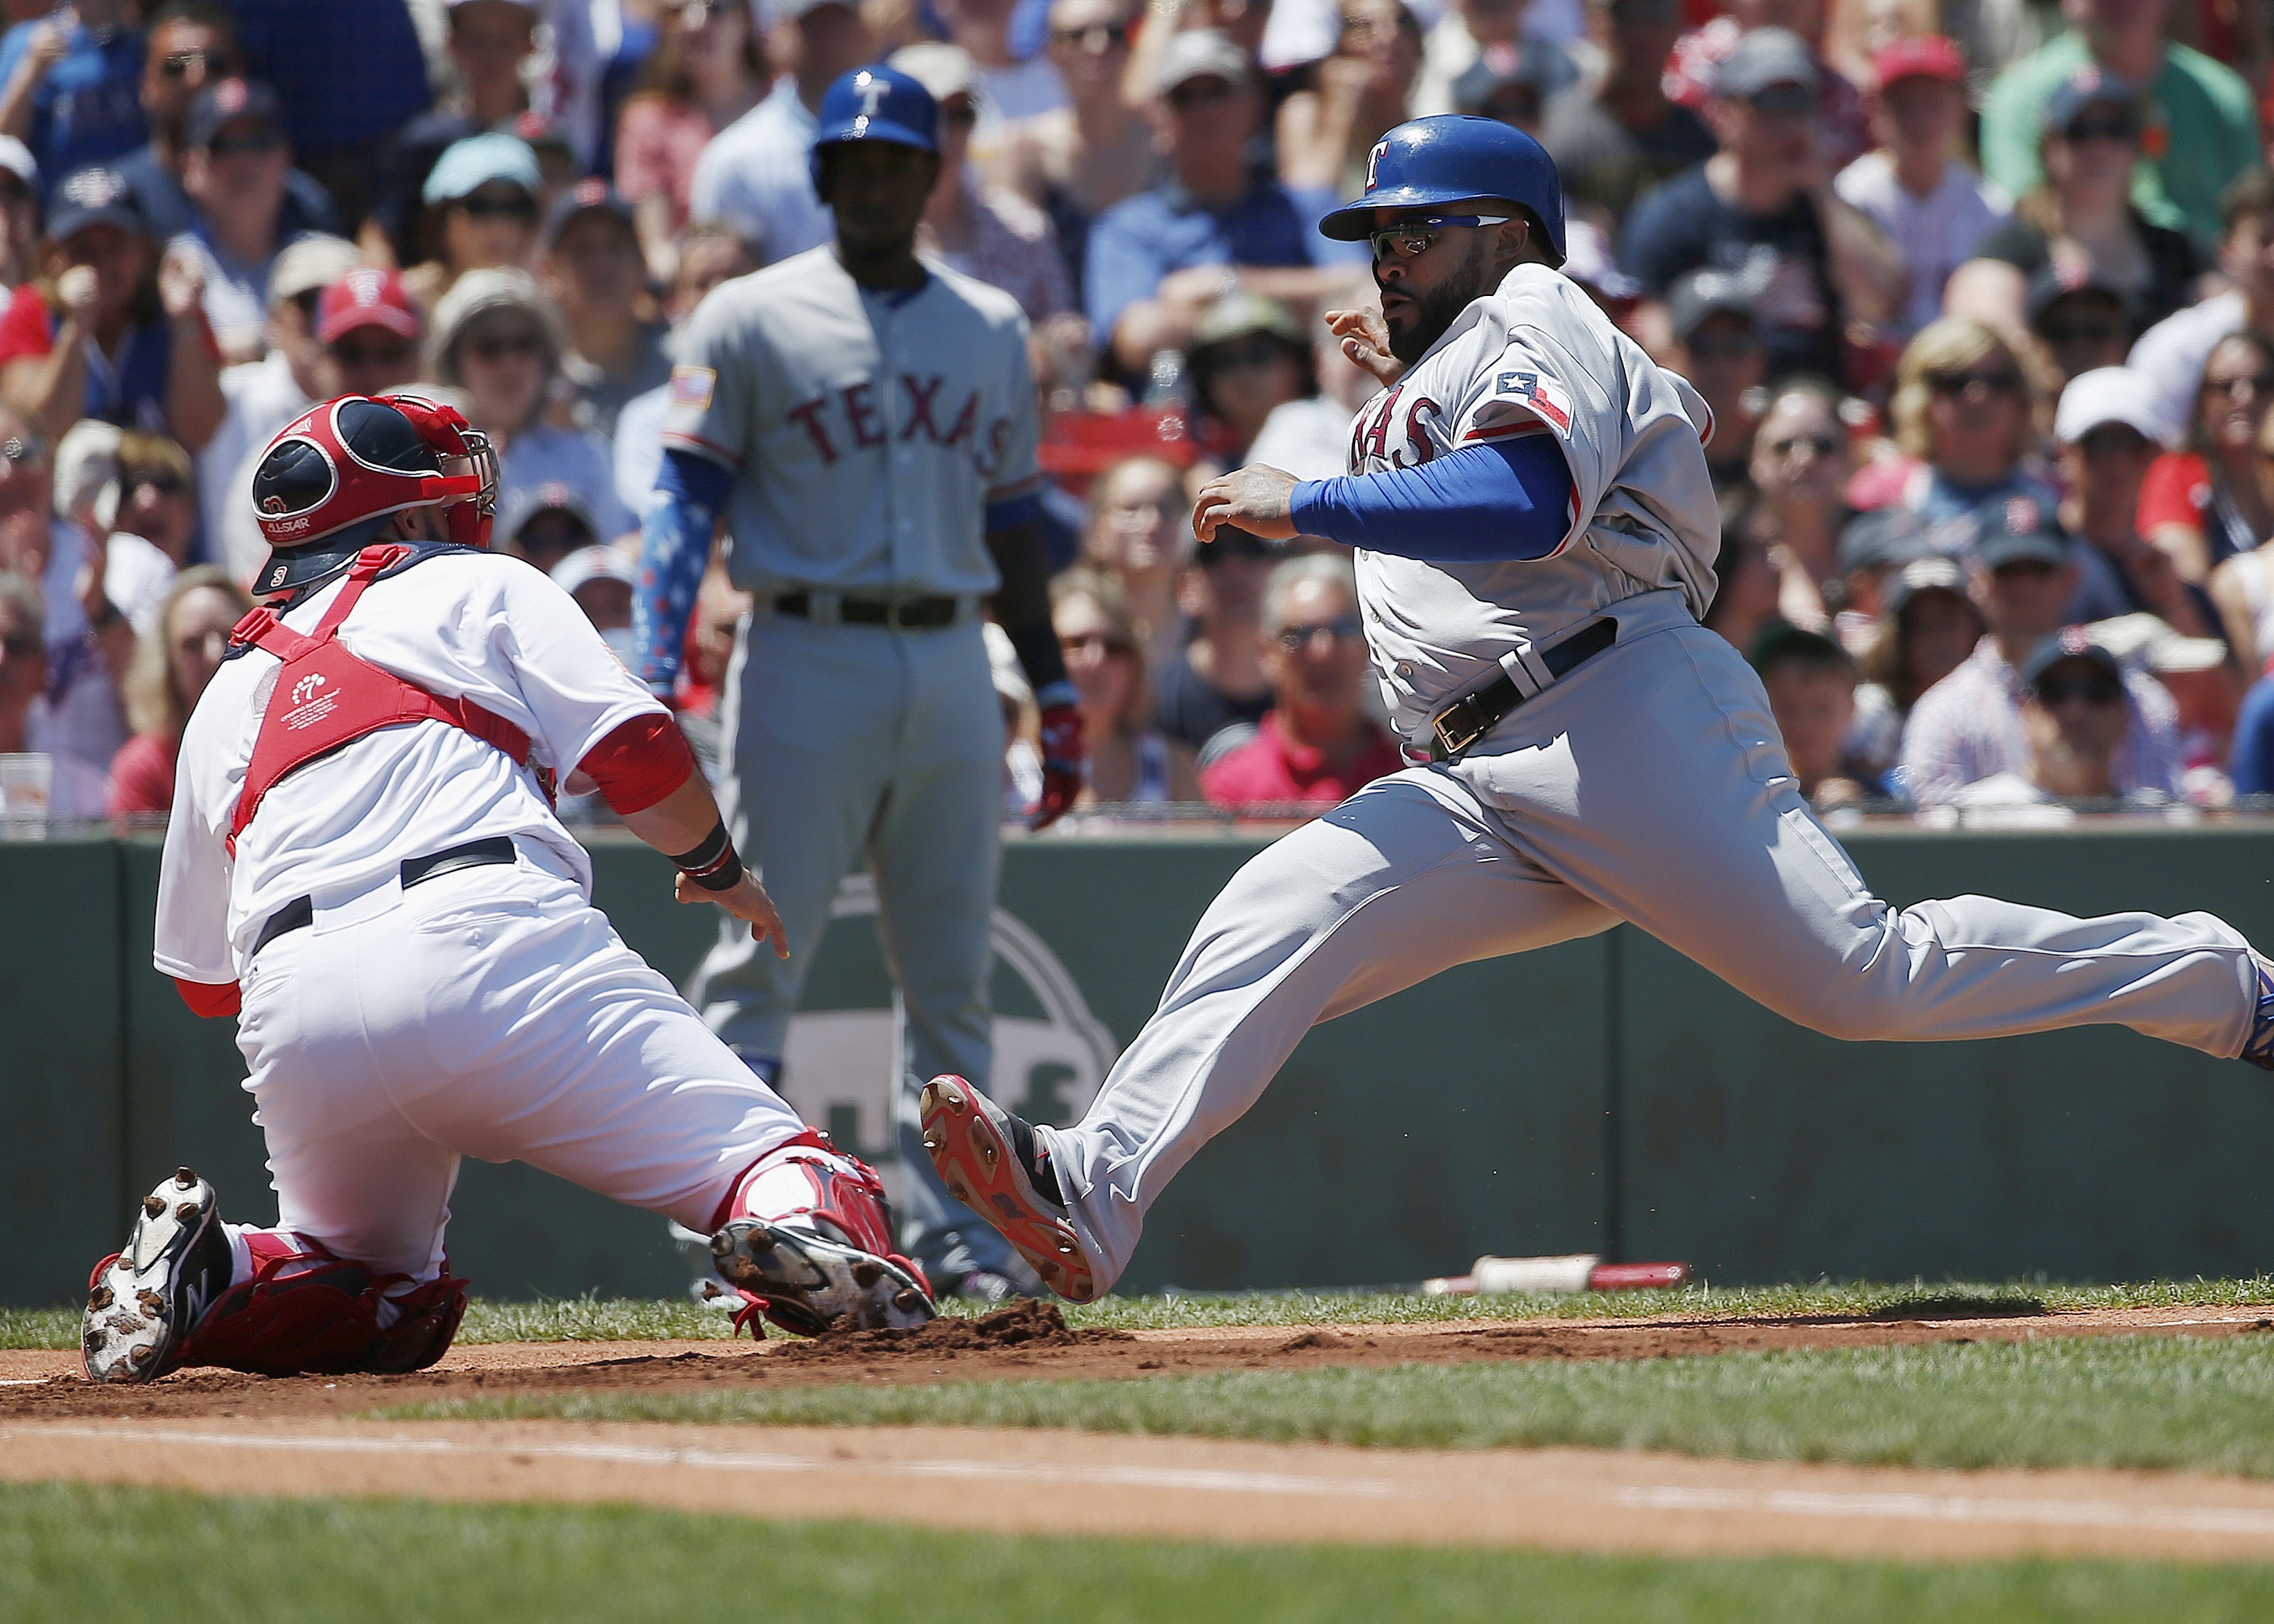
[82,1167,234,1383]
[709,1220,935,1337]
[919,1074,1099,1303]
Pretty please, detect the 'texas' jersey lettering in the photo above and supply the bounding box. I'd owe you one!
[1348,385,1444,472]
[782,372,1014,477]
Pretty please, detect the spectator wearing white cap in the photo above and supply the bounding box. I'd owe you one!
[2053,365,2220,639]
[1085,30,1369,375]
[550,536,639,642]
[192,232,358,584]
[892,42,1072,326]
[688,0,877,264]
[52,416,176,638]
[430,266,633,548]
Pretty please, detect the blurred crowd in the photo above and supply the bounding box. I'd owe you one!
[6,0,2274,823]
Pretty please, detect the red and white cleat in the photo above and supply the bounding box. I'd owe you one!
[709,1130,936,1337]
[919,1075,1098,1303]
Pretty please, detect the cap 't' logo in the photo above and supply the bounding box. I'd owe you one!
[1366,141,1387,189]
[857,73,889,118]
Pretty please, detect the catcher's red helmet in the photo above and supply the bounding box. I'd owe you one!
[250,395,498,559]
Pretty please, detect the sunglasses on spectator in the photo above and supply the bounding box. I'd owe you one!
[1060,629,1135,656]
[0,631,40,660]
[208,129,283,158]
[1051,22,1129,48]
[2076,425,2151,457]
[457,190,537,221]
[160,49,238,80]
[1276,614,1365,651]
[1686,332,1758,360]
[2033,674,2123,707]
[1744,82,1815,119]
[1166,77,1238,109]
[288,287,322,324]
[466,329,545,360]
[334,335,414,366]
[1198,532,1275,564]
[126,471,186,498]
[1767,430,1842,458]
[1199,335,1288,372]
[1367,213,1512,261]
[0,176,29,208]
[2209,372,2274,397]
[2041,319,2122,344]
[1925,367,2022,397]
[2058,114,2137,144]
[940,96,979,128]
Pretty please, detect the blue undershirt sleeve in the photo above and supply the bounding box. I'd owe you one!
[631,447,736,697]
[1288,436,1577,564]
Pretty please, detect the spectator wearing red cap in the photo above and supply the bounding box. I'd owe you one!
[1834,37,2011,338]
[318,265,424,400]
[187,234,356,580]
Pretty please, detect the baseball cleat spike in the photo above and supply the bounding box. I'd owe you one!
[918,1076,1100,1303]
[709,1219,934,1336]
[83,1169,232,1383]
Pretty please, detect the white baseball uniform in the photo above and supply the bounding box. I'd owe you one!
[660,245,1042,1285]
[156,550,811,1284]
[1036,264,2263,1294]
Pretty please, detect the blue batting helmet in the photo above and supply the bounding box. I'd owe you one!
[810,64,938,191]
[1320,116,1566,266]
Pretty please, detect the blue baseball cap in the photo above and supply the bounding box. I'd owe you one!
[423,132,541,206]
[1319,115,1566,265]
[812,65,939,158]
[47,164,142,243]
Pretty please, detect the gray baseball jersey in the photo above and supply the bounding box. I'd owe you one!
[1343,262,1720,743]
[660,245,1041,598]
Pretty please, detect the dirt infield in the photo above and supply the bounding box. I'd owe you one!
[9,1300,2274,1562]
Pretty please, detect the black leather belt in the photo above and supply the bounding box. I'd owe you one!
[1428,618,1618,761]
[773,591,961,629]
[250,837,519,959]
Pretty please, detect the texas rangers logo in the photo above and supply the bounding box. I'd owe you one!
[1366,141,1387,189]
[850,71,889,137]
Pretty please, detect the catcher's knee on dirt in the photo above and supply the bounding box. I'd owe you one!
[177,1248,470,1377]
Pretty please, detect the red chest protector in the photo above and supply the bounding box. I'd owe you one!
[225,545,550,853]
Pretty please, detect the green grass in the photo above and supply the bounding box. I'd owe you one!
[6,1480,2274,1623]
[10,1277,2274,1350]
[387,1334,2274,1480]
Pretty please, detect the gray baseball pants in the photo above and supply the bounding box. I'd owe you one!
[1039,592,2262,1294]
[691,606,1018,1284]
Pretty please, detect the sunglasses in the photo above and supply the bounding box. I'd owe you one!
[458,191,537,222]
[940,98,979,128]
[1767,430,1842,458]
[1686,332,1758,360]
[334,336,414,367]
[1925,368,2022,397]
[2210,372,2274,397]
[1198,334,1288,372]
[1366,213,1513,261]
[1276,613,1365,651]
[1059,629,1135,656]
[0,631,40,660]
[125,471,186,497]
[1166,77,1239,109]
[208,129,282,158]
[159,49,238,80]
[1051,22,1129,48]
[288,286,322,323]
[466,331,545,360]
[1745,82,1816,119]
[1198,532,1275,564]
[2059,115,2137,143]
[2033,674,2123,706]
[2077,426,2151,457]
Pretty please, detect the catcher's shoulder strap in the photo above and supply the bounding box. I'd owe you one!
[225,543,548,853]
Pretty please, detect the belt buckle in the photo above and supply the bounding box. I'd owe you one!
[884,597,913,631]
[1431,698,1485,760]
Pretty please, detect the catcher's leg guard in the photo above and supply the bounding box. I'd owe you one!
[709,1130,934,1337]
[82,1167,234,1383]
[173,1234,471,1378]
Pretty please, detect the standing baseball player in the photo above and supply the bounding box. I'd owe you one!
[632,65,1081,1300]
[922,116,2274,1303]
[83,392,933,1384]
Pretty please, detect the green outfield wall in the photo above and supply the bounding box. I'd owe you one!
[4,821,2272,1306]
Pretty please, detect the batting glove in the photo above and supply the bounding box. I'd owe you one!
[1031,701,1085,830]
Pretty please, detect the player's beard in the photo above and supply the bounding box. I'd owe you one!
[1387,237,1496,365]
